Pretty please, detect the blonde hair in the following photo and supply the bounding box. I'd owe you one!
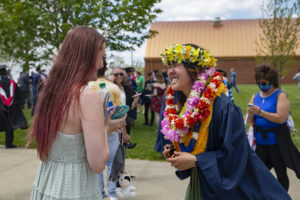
[156,72,165,83]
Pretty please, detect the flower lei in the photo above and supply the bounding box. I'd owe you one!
[161,69,225,154]
[160,44,217,67]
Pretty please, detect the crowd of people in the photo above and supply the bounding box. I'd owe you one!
[1,26,300,200]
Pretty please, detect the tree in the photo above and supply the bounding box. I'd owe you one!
[0,0,162,70]
[0,0,42,70]
[256,0,300,86]
[108,54,126,69]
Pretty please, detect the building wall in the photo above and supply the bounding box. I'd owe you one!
[145,58,300,84]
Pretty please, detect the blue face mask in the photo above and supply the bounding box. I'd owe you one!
[259,83,272,92]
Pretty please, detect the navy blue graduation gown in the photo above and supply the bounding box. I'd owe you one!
[155,93,172,153]
[176,94,291,200]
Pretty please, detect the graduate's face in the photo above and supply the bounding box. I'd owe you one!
[167,63,193,95]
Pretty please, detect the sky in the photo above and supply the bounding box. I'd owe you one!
[114,0,263,66]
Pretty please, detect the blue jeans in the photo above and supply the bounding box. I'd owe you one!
[98,132,119,198]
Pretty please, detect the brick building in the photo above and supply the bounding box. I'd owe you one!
[144,19,300,84]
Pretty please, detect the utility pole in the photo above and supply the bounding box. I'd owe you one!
[131,51,133,68]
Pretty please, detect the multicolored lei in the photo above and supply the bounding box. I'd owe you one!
[161,68,226,155]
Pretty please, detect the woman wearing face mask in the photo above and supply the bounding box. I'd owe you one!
[247,64,300,191]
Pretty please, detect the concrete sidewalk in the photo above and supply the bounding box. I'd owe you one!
[0,146,299,200]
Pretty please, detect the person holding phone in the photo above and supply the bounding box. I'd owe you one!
[142,72,155,126]
[160,44,291,199]
[111,67,139,149]
[247,64,300,191]
[89,58,129,200]
[27,26,124,200]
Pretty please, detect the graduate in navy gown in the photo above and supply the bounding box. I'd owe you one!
[160,43,291,200]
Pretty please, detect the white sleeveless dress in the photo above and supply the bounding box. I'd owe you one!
[30,132,102,200]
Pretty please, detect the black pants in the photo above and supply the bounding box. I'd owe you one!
[256,145,289,191]
[5,126,14,147]
[26,98,31,109]
[144,102,154,125]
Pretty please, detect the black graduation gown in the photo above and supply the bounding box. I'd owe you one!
[0,76,27,131]
[176,94,291,200]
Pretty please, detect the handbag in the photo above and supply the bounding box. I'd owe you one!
[109,131,126,182]
[287,114,297,136]
[126,115,135,127]
[244,113,256,151]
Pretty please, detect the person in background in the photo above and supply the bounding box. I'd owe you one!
[153,69,159,82]
[27,26,124,200]
[7,69,13,79]
[112,67,139,149]
[230,67,239,93]
[31,66,42,115]
[18,69,31,109]
[293,68,300,94]
[125,67,137,89]
[40,69,48,82]
[89,59,129,200]
[142,72,155,126]
[136,71,144,113]
[160,43,291,199]
[247,64,300,191]
[162,69,171,86]
[150,72,166,127]
[217,69,234,103]
[0,64,28,148]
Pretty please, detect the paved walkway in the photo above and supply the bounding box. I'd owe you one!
[0,146,299,200]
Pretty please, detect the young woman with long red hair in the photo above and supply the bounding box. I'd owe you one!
[27,26,124,200]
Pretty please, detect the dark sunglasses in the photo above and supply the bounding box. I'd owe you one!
[113,73,123,76]
[256,81,269,86]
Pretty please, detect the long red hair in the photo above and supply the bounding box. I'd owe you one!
[27,26,105,161]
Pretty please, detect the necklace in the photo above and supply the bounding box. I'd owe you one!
[161,69,226,153]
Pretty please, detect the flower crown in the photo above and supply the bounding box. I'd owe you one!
[160,44,217,68]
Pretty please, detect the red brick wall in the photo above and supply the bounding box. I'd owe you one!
[145,58,300,84]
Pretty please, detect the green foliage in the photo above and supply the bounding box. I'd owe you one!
[256,0,300,86]
[0,0,162,70]
[0,0,41,70]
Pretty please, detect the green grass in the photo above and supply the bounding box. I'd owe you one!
[1,84,300,160]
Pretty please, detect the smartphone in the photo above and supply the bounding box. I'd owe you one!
[132,93,141,98]
[111,105,130,119]
[247,103,254,107]
[169,145,175,155]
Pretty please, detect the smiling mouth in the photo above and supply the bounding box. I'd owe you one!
[171,78,178,84]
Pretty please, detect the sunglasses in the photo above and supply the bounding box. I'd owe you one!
[113,73,123,76]
[256,81,269,86]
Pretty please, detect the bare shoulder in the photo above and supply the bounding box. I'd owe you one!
[80,88,101,106]
[278,91,289,100]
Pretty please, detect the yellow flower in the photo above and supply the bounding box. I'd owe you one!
[175,44,182,62]
[191,48,199,62]
[160,44,217,68]
[209,57,215,66]
[184,45,191,59]
[169,51,174,62]
[167,47,172,54]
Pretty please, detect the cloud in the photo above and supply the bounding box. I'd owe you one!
[156,0,262,21]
